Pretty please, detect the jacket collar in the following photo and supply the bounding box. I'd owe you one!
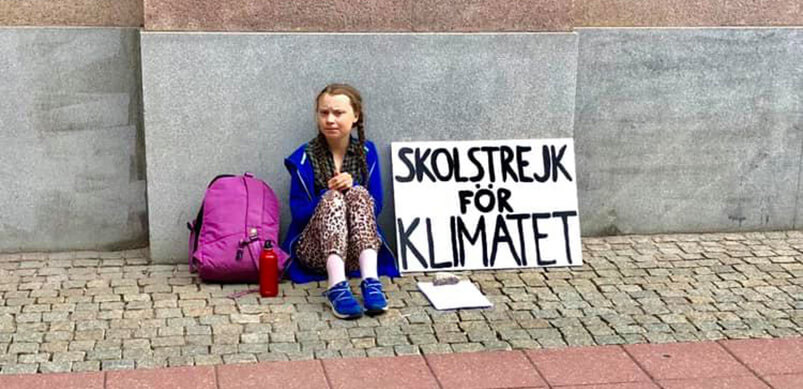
[286,138,374,170]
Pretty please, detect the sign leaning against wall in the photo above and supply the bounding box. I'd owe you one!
[391,139,582,273]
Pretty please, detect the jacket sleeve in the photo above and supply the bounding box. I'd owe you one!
[367,142,384,216]
[286,159,316,226]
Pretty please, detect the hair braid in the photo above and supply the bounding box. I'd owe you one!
[315,132,333,179]
[355,118,369,188]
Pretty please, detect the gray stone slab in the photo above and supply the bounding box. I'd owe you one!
[574,28,803,235]
[142,32,579,261]
[0,28,147,252]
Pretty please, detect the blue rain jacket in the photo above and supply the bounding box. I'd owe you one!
[281,139,400,283]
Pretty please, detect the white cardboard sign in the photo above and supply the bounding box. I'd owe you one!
[391,139,582,273]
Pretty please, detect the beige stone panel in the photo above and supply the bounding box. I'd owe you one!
[144,0,414,31]
[0,0,142,27]
[574,0,802,27]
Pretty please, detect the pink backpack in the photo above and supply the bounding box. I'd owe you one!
[187,172,288,282]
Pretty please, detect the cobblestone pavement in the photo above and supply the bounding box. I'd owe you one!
[0,231,801,374]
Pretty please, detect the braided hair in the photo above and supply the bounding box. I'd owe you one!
[315,84,369,188]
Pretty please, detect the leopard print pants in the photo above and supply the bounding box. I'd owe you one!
[296,186,382,273]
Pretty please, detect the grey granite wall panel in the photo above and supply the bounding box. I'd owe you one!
[0,28,147,251]
[142,32,578,262]
[575,28,803,235]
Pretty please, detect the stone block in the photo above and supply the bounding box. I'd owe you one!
[0,0,142,27]
[414,0,571,31]
[0,28,147,252]
[141,32,578,261]
[574,1,802,27]
[145,0,413,31]
[574,28,803,235]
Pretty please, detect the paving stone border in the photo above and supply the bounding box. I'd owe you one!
[0,230,801,373]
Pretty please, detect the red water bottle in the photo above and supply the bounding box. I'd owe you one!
[259,240,278,297]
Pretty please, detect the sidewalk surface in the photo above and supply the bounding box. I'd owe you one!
[1,337,802,388]
[0,230,801,387]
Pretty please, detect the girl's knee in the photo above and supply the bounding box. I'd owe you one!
[321,189,346,207]
[344,185,371,202]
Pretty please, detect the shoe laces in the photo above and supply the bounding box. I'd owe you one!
[362,279,383,296]
[326,285,353,304]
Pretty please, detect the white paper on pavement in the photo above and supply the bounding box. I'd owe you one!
[417,280,493,310]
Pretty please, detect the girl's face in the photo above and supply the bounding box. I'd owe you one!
[317,93,358,143]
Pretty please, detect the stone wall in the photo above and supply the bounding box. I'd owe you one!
[0,2,800,259]
[141,32,578,261]
[575,28,803,236]
[0,28,147,251]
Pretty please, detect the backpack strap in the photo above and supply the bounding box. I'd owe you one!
[243,174,265,271]
[187,221,196,273]
[187,206,204,273]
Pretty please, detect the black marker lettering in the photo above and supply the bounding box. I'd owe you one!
[533,145,551,183]
[456,216,487,267]
[414,148,436,182]
[531,213,556,266]
[458,190,474,214]
[450,216,459,267]
[506,213,530,266]
[431,148,453,181]
[452,148,469,182]
[490,214,521,267]
[497,187,513,213]
[396,218,428,270]
[499,146,519,183]
[552,210,578,264]
[467,147,484,182]
[394,147,415,182]
[551,144,573,182]
[480,146,500,182]
[516,146,533,183]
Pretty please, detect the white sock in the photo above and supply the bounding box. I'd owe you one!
[359,249,378,281]
[326,254,347,289]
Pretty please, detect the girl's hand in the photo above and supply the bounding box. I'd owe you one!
[328,171,353,191]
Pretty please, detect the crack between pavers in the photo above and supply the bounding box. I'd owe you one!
[421,354,444,389]
[794,129,803,229]
[214,364,221,389]
[619,344,660,386]
[716,339,775,389]
[319,359,334,389]
[522,349,554,389]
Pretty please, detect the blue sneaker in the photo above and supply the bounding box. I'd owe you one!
[360,278,388,315]
[324,281,363,320]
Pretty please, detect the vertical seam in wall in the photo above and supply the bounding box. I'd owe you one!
[794,125,803,229]
[137,28,155,249]
[571,29,583,236]
[410,0,418,33]
[135,28,150,242]
[569,0,577,32]
[570,30,580,134]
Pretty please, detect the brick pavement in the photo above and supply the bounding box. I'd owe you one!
[5,338,803,388]
[0,230,801,374]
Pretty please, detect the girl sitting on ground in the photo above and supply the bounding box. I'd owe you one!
[281,83,399,319]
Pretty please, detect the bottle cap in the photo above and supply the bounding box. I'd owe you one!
[264,240,273,249]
